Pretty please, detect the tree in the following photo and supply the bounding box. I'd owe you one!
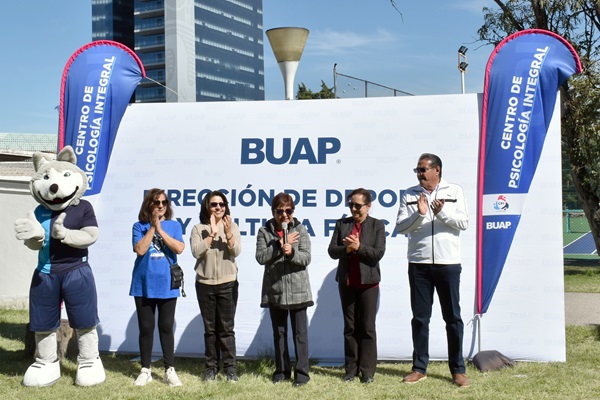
[296,81,335,100]
[477,1,600,254]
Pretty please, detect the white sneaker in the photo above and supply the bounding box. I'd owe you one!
[164,367,182,386]
[134,367,152,386]
[75,357,106,387]
[22,359,61,387]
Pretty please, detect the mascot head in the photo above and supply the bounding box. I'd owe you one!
[30,146,88,211]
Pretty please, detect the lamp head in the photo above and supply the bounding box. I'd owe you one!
[266,27,310,62]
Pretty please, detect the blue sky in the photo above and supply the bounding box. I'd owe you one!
[0,1,493,134]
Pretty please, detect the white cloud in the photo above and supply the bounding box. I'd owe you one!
[306,28,400,56]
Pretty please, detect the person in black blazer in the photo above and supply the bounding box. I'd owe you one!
[328,188,386,383]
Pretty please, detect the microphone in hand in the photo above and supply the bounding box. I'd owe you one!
[281,222,288,244]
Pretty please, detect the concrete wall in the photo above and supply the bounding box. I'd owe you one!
[0,177,38,308]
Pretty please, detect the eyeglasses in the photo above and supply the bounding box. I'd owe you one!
[348,202,366,210]
[413,167,431,173]
[210,202,226,208]
[153,200,168,207]
[275,208,294,216]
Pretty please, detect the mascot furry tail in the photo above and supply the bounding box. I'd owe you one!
[15,146,105,387]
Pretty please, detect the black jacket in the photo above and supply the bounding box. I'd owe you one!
[328,215,386,285]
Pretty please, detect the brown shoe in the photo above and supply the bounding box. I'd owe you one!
[452,373,470,387]
[403,371,427,384]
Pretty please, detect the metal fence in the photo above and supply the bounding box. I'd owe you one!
[333,66,413,99]
[564,210,589,233]
[563,210,598,258]
[0,133,57,153]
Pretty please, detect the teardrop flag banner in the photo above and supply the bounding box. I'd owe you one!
[477,29,581,315]
[58,40,145,196]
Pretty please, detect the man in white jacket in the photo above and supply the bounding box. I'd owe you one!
[396,153,470,388]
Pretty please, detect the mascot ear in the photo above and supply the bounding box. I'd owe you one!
[32,152,53,173]
[57,146,78,165]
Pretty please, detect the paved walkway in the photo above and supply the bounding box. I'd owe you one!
[565,292,600,326]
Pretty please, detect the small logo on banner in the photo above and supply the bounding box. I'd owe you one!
[486,221,512,230]
[493,195,509,211]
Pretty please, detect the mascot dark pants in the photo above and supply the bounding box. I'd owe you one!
[15,146,105,387]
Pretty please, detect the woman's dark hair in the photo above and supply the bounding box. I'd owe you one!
[347,188,372,205]
[138,188,173,222]
[200,190,230,224]
[271,192,295,212]
[419,153,443,177]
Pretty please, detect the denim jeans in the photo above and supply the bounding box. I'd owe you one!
[408,263,465,374]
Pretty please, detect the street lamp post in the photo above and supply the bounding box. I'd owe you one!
[266,27,309,100]
[333,63,337,98]
[458,46,468,94]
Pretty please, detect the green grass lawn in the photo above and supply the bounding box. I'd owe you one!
[2,251,597,399]
[1,308,600,400]
[564,264,600,293]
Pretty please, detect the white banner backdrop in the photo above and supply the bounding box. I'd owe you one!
[90,94,565,362]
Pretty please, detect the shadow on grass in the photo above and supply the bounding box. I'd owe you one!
[311,361,413,380]
[0,319,32,378]
[0,346,32,379]
[310,363,344,379]
[564,258,600,267]
[375,362,411,378]
[593,325,600,341]
[564,267,600,276]
[0,320,27,345]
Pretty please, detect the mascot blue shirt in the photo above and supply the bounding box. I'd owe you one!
[35,199,98,274]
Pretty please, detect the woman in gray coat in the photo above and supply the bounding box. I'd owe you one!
[255,192,313,387]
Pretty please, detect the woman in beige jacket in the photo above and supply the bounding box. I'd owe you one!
[190,190,241,382]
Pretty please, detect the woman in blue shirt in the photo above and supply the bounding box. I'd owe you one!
[130,188,185,387]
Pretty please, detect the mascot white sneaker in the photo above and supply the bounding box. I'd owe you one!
[15,146,105,387]
[22,331,61,387]
[75,327,105,386]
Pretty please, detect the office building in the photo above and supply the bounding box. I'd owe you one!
[92,0,264,102]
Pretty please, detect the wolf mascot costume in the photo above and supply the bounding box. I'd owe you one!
[14,146,105,387]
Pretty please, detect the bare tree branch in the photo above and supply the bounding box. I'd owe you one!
[492,0,525,30]
[388,0,403,18]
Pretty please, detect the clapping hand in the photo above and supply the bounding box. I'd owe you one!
[222,215,232,237]
[430,198,445,214]
[342,232,360,252]
[151,208,163,230]
[417,193,429,215]
[209,214,218,233]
